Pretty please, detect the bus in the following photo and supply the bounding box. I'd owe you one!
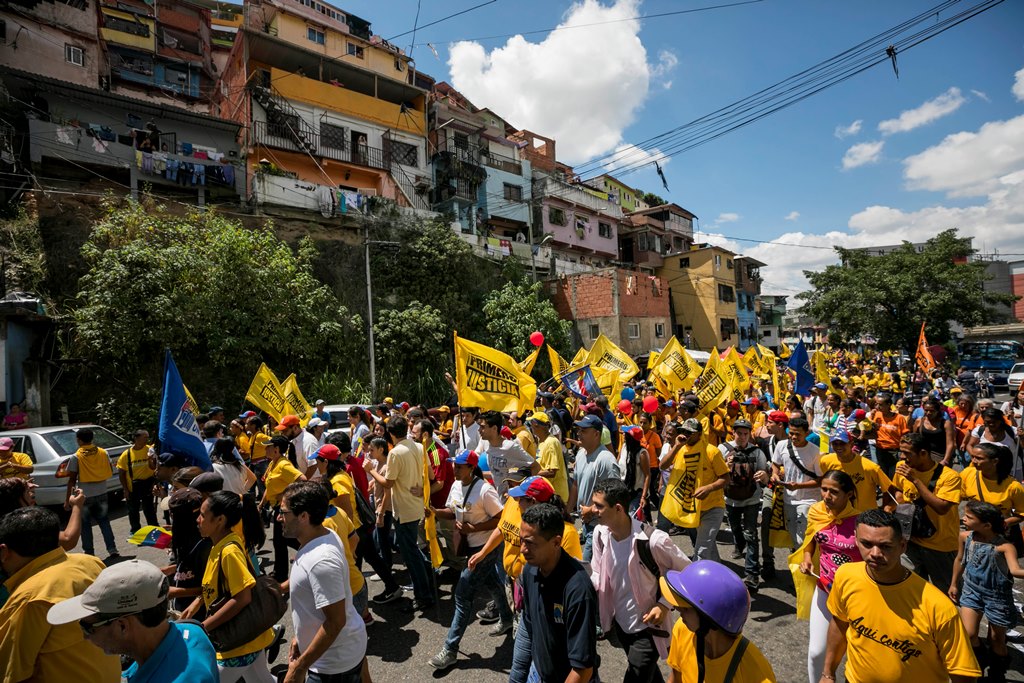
[958,340,1024,386]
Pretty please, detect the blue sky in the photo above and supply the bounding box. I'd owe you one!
[326,0,1024,295]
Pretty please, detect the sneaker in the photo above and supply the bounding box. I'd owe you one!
[266,624,286,663]
[372,587,403,605]
[476,603,499,624]
[401,583,414,592]
[429,648,457,671]
[730,547,744,560]
[743,576,759,595]
[596,625,606,641]
[489,621,513,637]
[761,565,777,581]
[402,598,436,613]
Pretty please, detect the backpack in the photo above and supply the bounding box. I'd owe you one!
[723,443,759,501]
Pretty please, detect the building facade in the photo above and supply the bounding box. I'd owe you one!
[758,294,788,352]
[734,255,765,351]
[657,243,743,351]
[0,0,104,86]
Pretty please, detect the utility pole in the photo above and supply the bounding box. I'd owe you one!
[364,230,400,403]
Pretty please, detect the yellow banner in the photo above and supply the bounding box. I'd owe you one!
[454,332,537,413]
[547,345,571,379]
[519,347,540,376]
[742,346,764,375]
[588,333,640,383]
[592,366,622,402]
[647,348,661,370]
[570,346,589,367]
[281,373,314,427]
[659,444,704,529]
[916,322,936,374]
[423,437,444,568]
[692,347,731,416]
[723,346,751,402]
[757,344,781,405]
[244,363,287,421]
[649,336,701,396]
[813,350,830,386]
[779,340,792,359]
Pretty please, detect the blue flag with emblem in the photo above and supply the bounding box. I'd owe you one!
[158,349,211,470]
[559,364,602,401]
[786,340,814,398]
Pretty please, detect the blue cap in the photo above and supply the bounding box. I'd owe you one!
[574,414,604,430]
[830,429,851,444]
[814,382,827,390]
[665,400,676,407]
[208,406,224,413]
[453,449,479,467]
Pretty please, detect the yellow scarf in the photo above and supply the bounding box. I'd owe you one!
[788,501,859,620]
[76,444,113,483]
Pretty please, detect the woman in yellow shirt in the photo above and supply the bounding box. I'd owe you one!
[182,491,276,682]
[960,442,1024,554]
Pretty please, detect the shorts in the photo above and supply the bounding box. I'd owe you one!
[960,581,1020,629]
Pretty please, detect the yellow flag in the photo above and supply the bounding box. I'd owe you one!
[245,363,287,421]
[723,346,751,402]
[779,340,792,359]
[454,332,537,413]
[183,384,199,415]
[570,346,589,367]
[649,336,701,395]
[659,442,705,529]
[692,347,730,416]
[813,350,830,386]
[647,348,662,370]
[742,346,763,374]
[757,344,781,405]
[422,437,444,568]
[592,366,622,402]
[547,345,571,380]
[519,347,540,376]
[916,322,936,373]
[588,333,640,383]
[281,373,314,427]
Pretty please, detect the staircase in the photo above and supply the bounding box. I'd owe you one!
[388,158,431,211]
[248,82,318,157]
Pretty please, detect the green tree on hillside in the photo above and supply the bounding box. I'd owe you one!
[483,277,573,364]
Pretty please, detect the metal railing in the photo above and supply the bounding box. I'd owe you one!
[252,120,389,170]
[482,151,522,176]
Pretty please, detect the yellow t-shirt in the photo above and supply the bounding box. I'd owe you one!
[248,432,270,461]
[263,458,303,506]
[323,507,366,597]
[75,445,112,483]
[115,446,155,490]
[512,426,537,458]
[827,563,980,683]
[819,453,894,511]
[959,466,1024,520]
[536,435,569,500]
[0,451,33,480]
[666,617,776,682]
[697,444,730,510]
[496,501,582,579]
[330,470,356,512]
[201,533,275,659]
[892,463,961,552]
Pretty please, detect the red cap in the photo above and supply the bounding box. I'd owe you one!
[316,444,341,461]
[500,426,514,440]
[767,410,789,424]
[853,409,867,420]
[728,400,740,409]
[508,476,555,502]
[621,426,643,441]
[275,414,300,430]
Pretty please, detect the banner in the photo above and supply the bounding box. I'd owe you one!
[559,364,603,402]
[588,333,640,383]
[692,347,730,416]
[767,487,792,548]
[813,350,830,387]
[787,340,815,398]
[916,322,936,374]
[659,445,704,529]
[183,385,199,416]
[245,363,288,421]
[547,346,571,379]
[723,346,751,403]
[592,366,621,402]
[422,437,444,569]
[649,336,701,396]
[158,349,211,470]
[742,345,765,375]
[281,374,314,427]
[778,340,792,359]
[570,346,589,368]
[454,332,537,413]
[647,348,662,370]
[519,347,540,376]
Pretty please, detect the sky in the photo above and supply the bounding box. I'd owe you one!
[331,0,1024,299]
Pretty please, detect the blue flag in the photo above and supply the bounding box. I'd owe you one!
[560,365,602,401]
[786,340,814,398]
[158,349,211,470]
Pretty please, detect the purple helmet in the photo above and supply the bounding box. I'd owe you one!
[660,561,750,635]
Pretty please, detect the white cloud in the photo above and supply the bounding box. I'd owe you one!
[1014,67,1024,102]
[903,114,1024,197]
[651,50,679,90]
[877,87,966,135]
[784,211,800,221]
[842,141,884,170]
[448,0,676,164]
[603,143,669,173]
[834,120,862,139]
[971,89,990,103]
[715,212,740,224]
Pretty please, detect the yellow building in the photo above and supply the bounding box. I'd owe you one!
[656,243,742,352]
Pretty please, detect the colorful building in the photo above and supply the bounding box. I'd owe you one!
[657,243,744,351]
[619,203,696,272]
[582,173,648,213]
[533,170,621,274]
[734,255,765,351]
[0,0,105,87]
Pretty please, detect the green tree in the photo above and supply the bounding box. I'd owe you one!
[373,301,449,402]
[642,191,666,207]
[482,278,573,362]
[0,208,47,297]
[798,229,1017,351]
[73,199,363,428]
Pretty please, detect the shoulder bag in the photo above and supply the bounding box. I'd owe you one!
[786,441,821,482]
[206,540,287,653]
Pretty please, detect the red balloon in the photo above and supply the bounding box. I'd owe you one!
[617,399,633,415]
[642,396,659,414]
[529,331,545,347]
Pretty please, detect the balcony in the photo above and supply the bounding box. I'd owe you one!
[534,176,623,216]
[482,151,522,176]
[252,120,387,170]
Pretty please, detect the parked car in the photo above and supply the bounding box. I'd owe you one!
[321,404,356,438]
[1008,363,1024,394]
[2,425,129,507]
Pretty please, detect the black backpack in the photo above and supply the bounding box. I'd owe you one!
[723,444,759,501]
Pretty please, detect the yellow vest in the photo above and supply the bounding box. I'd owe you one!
[76,445,113,483]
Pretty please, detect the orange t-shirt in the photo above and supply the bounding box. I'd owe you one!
[872,412,908,450]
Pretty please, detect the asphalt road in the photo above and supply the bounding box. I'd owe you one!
[76,499,1024,683]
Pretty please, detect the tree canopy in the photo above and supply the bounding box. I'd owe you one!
[642,191,666,207]
[482,277,573,363]
[797,229,1018,350]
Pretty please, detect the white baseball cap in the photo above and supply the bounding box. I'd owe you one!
[47,560,168,624]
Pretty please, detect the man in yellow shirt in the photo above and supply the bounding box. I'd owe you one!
[818,430,897,511]
[63,428,118,559]
[530,413,568,500]
[822,509,980,683]
[0,507,121,682]
[0,437,33,480]
[116,429,158,533]
[508,412,537,457]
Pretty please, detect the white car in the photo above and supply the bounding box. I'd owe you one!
[1008,363,1024,393]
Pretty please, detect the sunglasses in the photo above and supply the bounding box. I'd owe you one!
[80,614,130,636]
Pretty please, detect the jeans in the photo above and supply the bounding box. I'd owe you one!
[609,621,664,683]
[509,611,532,683]
[785,499,814,548]
[443,546,512,652]
[126,478,157,533]
[81,494,117,556]
[306,660,363,683]
[250,459,269,500]
[581,520,598,563]
[272,509,299,582]
[394,519,432,602]
[692,506,725,561]
[373,511,394,572]
[760,495,775,571]
[727,503,760,578]
[356,526,399,593]
[874,448,899,480]
[906,542,956,591]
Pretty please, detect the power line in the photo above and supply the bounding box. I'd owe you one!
[387,0,498,42]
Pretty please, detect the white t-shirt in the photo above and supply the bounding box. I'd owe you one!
[213,462,248,495]
[291,430,319,475]
[290,532,367,674]
[771,439,822,504]
[807,396,827,432]
[618,443,647,493]
[609,534,642,633]
[478,439,535,497]
[445,476,503,547]
[451,419,480,453]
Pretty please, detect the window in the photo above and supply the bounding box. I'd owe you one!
[678,257,690,268]
[503,183,522,201]
[637,233,649,252]
[104,15,150,36]
[655,323,665,338]
[720,318,737,339]
[453,132,469,150]
[307,27,325,44]
[714,254,722,269]
[589,324,600,340]
[717,284,734,302]
[673,237,683,251]
[726,259,734,270]
[388,139,418,166]
[548,207,566,226]
[394,58,405,71]
[628,323,641,339]
[65,44,84,66]
[598,222,612,238]
[164,66,187,84]
[320,122,346,150]
[347,42,364,58]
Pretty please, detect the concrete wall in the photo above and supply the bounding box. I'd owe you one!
[480,161,532,225]
[0,1,102,86]
[1011,261,1024,322]
[539,198,618,258]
